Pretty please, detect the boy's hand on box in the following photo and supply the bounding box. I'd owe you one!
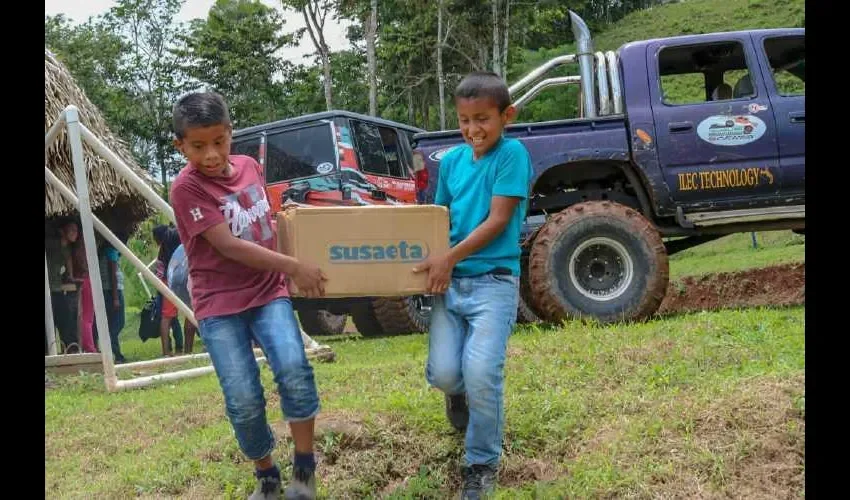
[413,254,454,294]
[292,261,328,298]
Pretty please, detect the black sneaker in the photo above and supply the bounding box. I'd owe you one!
[445,393,469,432]
[283,464,316,500]
[459,464,498,499]
[249,473,281,500]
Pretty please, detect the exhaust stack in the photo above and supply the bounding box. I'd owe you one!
[569,11,596,118]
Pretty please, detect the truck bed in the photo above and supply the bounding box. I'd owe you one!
[413,115,630,204]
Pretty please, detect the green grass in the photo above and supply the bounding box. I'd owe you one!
[47,231,805,497]
[668,230,805,279]
[47,226,804,497]
[46,306,805,498]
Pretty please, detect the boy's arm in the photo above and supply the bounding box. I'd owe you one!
[171,181,327,298]
[414,197,520,293]
[414,144,532,294]
[199,223,326,298]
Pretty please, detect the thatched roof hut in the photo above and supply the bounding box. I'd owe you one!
[45,48,155,237]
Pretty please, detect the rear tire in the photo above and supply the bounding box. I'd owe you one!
[517,257,543,324]
[350,301,385,337]
[298,308,347,336]
[373,296,432,335]
[528,201,669,324]
[352,296,432,337]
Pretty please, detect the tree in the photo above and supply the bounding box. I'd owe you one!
[180,0,294,127]
[330,50,369,112]
[337,0,379,115]
[102,0,192,196]
[436,0,447,129]
[366,0,378,116]
[45,15,140,143]
[280,0,337,110]
[490,0,511,77]
[372,0,440,128]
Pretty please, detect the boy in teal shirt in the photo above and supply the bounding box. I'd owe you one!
[414,71,533,499]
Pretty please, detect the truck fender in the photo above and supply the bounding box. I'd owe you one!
[531,148,654,217]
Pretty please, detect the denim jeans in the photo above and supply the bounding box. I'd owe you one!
[95,289,126,360]
[108,291,125,360]
[199,297,320,460]
[426,273,519,466]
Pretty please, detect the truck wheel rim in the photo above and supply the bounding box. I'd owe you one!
[412,295,433,316]
[568,237,634,302]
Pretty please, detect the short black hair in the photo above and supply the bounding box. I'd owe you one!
[172,91,232,139]
[454,72,512,112]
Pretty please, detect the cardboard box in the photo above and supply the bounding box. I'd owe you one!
[277,205,450,297]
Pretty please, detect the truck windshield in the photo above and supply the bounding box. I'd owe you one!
[265,122,337,184]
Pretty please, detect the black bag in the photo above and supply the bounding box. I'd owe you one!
[138,297,161,342]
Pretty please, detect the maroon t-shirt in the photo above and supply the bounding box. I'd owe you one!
[170,155,288,320]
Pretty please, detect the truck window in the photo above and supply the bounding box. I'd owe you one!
[231,137,261,162]
[763,36,805,96]
[659,41,755,105]
[264,123,336,184]
[351,120,407,178]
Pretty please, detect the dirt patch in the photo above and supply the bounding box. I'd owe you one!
[270,410,563,497]
[272,410,375,453]
[651,374,805,499]
[658,263,804,316]
[273,410,450,495]
[499,456,565,487]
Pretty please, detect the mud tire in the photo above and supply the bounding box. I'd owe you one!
[298,308,347,336]
[528,201,669,324]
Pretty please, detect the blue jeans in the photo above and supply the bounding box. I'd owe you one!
[107,291,125,360]
[92,290,125,360]
[199,298,320,460]
[426,273,519,466]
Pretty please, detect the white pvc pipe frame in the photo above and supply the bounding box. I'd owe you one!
[45,106,331,392]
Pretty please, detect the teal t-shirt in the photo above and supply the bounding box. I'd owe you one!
[435,137,533,276]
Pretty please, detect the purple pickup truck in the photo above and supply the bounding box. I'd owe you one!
[412,11,804,324]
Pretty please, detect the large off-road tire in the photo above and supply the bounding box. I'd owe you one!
[298,308,347,336]
[517,257,543,324]
[528,201,669,324]
[374,296,432,335]
[349,301,386,337]
[351,296,432,337]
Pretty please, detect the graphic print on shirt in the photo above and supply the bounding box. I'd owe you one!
[189,207,204,222]
[219,183,273,242]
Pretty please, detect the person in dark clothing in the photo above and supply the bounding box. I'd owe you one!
[46,219,81,354]
[153,224,184,356]
[93,230,129,363]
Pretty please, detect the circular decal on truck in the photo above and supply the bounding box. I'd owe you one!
[696,115,766,146]
[428,146,458,162]
[316,162,334,174]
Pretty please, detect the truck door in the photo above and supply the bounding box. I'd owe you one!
[648,36,781,206]
[755,32,805,197]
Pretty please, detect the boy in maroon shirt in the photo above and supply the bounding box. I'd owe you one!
[169,92,326,500]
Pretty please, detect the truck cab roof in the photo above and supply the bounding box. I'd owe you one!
[233,110,425,138]
[618,28,804,56]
